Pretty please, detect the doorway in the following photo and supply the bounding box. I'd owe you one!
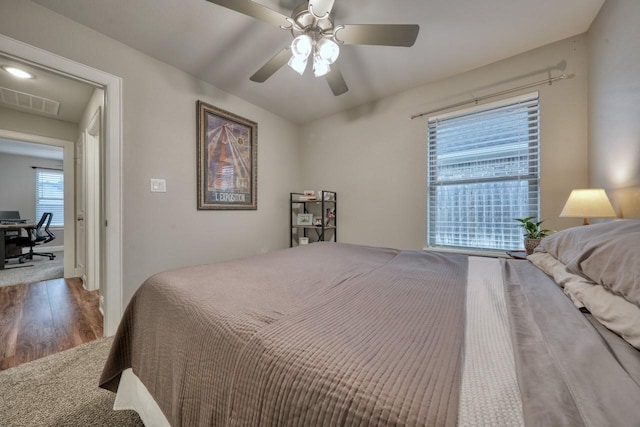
[0,132,73,277]
[0,34,123,336]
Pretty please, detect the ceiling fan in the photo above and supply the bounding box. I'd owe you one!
[205,0,419,96]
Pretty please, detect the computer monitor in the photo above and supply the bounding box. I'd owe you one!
[0,210,21,220]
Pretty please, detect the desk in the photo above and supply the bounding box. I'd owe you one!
[1,223,35,270]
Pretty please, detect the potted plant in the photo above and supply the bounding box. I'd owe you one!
[514,217,554,254]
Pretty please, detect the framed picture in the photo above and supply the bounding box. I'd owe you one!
[296,213,313,226]
[197,100,257,210]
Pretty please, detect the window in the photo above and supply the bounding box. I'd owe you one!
[427,93,539,252]
[35,168,64,227]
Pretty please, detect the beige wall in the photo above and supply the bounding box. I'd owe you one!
[587,0,640,219]
[0,106,78,142]
[300,36,590,250]
[0,0,300,304]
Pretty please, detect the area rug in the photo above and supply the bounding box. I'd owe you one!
[0,337,143,426]
[0,251,64,288]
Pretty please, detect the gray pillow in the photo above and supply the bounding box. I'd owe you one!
[536,220,640,307]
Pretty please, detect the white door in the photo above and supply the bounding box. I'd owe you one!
[85,108,101,292]
[75,135,86,282]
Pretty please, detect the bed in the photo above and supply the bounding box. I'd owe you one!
[100,220,640,426]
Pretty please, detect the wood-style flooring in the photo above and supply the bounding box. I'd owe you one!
[0,278,103,371]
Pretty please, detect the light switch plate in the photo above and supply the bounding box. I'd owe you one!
[150,178,166,193]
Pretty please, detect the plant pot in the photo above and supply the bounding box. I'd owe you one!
[524,238,542,255]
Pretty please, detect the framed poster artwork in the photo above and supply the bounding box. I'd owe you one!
[197,101,257,209]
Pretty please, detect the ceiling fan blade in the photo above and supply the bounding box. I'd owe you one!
[205,0,289,28]
[326,65,348,96]
[308,0,335,18]
[336,24,420,47]
[250,48,291,83]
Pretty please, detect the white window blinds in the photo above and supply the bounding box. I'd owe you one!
[35,168,64,227]
[427,93,540,251]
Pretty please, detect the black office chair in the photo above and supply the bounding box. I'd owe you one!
[14,212,57,262]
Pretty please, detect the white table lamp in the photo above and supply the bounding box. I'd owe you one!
[560,188,617,225]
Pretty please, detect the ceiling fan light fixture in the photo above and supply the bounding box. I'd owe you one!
[288,54,309,75]
[316,38,339,64]
[207,0,419,96]
[313,54,331,77]
[290,34,313,59]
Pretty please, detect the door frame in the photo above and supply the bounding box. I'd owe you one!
[75,133,86,282]
[0,34,123,336]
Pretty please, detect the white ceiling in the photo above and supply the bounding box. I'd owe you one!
[32,0,605,124]
[0,53,96,123]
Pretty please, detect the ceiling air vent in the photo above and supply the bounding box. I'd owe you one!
[0,86,60,116]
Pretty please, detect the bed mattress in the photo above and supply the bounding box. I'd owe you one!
[100,242,640,426]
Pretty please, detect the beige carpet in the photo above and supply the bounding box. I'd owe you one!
[0,337,143,426]
[0,251,64,288]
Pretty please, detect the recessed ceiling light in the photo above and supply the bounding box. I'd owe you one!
[1,65,36,79]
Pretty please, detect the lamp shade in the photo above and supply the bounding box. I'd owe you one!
[313,54,330,77]
[560,188,616,225]
[316,38,340,64]
[288,55,309,75]
[290,35,312,58]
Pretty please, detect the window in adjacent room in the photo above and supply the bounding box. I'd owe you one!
[427,92,539,252]
[35,168,64,227]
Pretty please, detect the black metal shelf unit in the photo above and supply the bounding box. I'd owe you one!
[290,191,337,247]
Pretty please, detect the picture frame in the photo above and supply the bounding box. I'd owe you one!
[197,100,257,210]
[296,213,313,226]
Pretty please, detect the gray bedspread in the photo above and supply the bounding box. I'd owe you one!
[100,242,640,426]
[100,243,467,426]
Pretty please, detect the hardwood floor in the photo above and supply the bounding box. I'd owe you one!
[0,278,103,371]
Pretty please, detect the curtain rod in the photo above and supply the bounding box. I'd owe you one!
[410,74,568,120]
[31,166,63,171]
